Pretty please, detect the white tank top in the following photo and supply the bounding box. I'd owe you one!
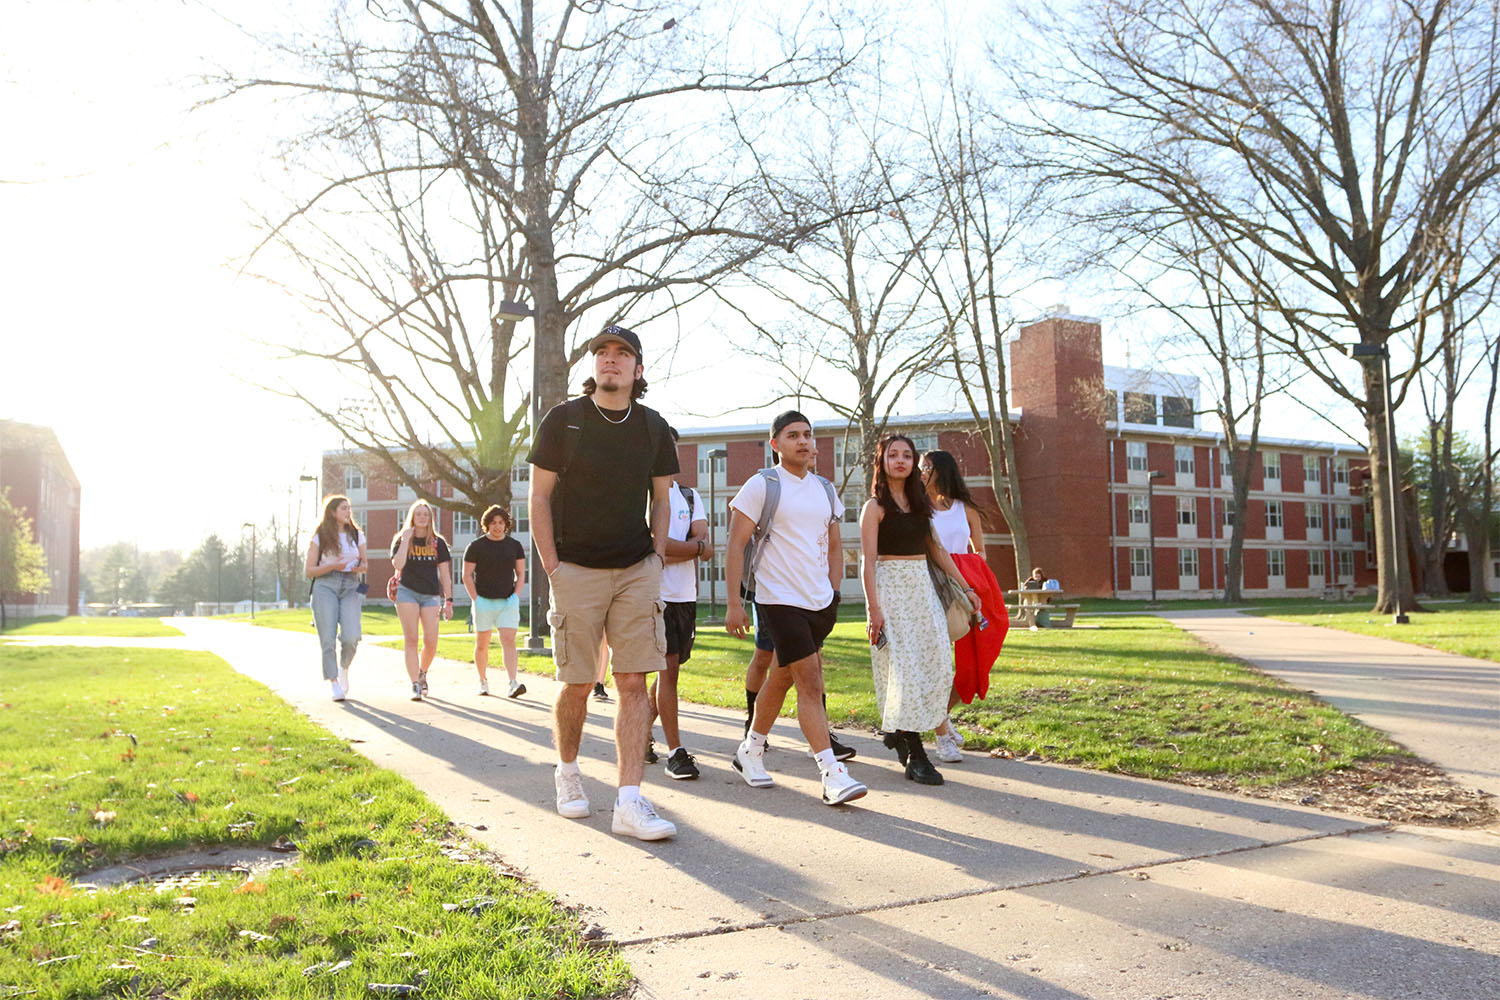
[932,500,972,554]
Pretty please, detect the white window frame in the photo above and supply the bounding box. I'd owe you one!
[1309,549,1325,577]
[1127,494,1150,525]
[1176,496,1196,525]
[1174,445,1195,476]
[1335,504,1353,531]
[1126,441,1148,472]
[1304,459,1321,488]
[1268,549,1286,577]
[1263,451,1281,480]
[344,466,365,491]
[1266,501,1283,528]
[1334,458,1350,486]
[1178,547,1199,580]
[1130,547,1151,578]
[453,512,478,537]
[1306,503,1323,529]
[1336,549,1354,579]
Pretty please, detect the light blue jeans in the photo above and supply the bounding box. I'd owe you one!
[311,572,363,680]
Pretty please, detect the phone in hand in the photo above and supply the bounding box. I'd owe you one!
[873,626,888,650]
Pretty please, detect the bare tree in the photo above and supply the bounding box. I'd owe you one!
[228,1,864,514]
[1026,0,1500,614]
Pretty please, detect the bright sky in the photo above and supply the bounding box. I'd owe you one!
[4,1,1455,555]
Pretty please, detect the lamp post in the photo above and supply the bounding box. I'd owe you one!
[498,298,548,652]
[1147,470,1166,606]
[241,522,257,619]
[706,448,728,623]
[1347,343,1409,624]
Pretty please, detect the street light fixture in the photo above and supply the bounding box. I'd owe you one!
[1346,343,1408,624]
[500,298,551,654]
[706,448,729,623]
[242,522,257,620]
[1147,470,1166,606]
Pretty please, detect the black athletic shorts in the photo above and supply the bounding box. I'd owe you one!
[663,601,697,662]
[755,599,838,665]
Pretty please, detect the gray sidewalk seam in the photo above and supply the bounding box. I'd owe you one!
[610,820,1394,948]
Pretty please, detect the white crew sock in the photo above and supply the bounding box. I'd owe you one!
[616,785,641,806]
[747,730,767,750]
[557,760,580,776]
[813,748,838,773]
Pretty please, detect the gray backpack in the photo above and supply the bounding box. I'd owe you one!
[740,467,841,601]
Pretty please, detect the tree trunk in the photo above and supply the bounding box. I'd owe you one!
[1224,464,1251,603]
[1361,367,1420,615]
[1460,506,1491,600]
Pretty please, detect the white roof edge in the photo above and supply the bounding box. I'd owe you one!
[1105,422,1366,453]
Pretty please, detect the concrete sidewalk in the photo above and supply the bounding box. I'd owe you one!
[153,617,1500,1000]
[1161,610,1500,800]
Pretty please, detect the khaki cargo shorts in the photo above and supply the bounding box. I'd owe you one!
[546,554,666,685]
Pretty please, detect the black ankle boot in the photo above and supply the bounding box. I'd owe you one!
[882,731,909,766]
[901,732,943,785]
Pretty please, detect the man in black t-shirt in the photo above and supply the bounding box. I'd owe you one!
[527,324,679,841]
[463,505,528,699]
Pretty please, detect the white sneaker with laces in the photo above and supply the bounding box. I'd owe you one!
[507,679,526,698]
[337,667,350,696]
[820,763,867,805]
[554,766,590,818]
[479,677,490,696]
[330,678,346,702]
[935,732,963,763]
[611,796,677,840]
[733,738,774,788]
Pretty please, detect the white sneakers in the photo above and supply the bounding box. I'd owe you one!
[820,763,867,805]
[733,738,775,787]
[478,677,490,696]
[338,667,350,695]
[935,732,963,763]
[554,766,590,818]
[507,679,526,698]
[611,797,677,840]
[330,678,346,702]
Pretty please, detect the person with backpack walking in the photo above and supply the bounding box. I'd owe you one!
[527,324,680,841]
[391,500,453,701]
[724,411,866,806]
[860,435,976,786]
[647,427,708,779]
[462,505,527,698]
[304,495,367,702]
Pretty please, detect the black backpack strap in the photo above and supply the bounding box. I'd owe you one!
[553,397,592,481]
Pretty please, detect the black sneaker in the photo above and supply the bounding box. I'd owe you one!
[644,741,659,765]
[829,732,857,762]
[593,681,610,700]
[664,748,700,780]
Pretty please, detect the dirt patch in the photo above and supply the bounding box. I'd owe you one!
[1177,755,1498,828]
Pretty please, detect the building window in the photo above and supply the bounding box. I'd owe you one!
[1336,549,1354,579]
[1130,547,1151,577]
[1178,547,1198,579]
[909,433,938,454]
[1266,501,1283,528]
[1263,451,1280,480]
[1268,549,1286,577]
[1126,441,1148,472]
[1305,459,1321,489]
[843,495,861,523]
[453,513,477,537]
[1176,496,1196,525]
[1128,494,1149,525]
[1309,549,1325,577]
[1335,504,1352,531]
[1174,445,1195,476]
[512,464,530,483]
[1124,392,1157,424]
[844,549,860,580]
[1224,498,1236,526]
[512,504,528,533]
[344,466,365,491]
[1334,458,1349,486]
[1306,503,1323,529]
[1220,451,1234,483]
[1161,396,1194,428]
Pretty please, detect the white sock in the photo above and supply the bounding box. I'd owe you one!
[813,748,838,772]
[616,785,641,806]
[557,760,580,776]
[747,731,767,750]
[667,746,682,756]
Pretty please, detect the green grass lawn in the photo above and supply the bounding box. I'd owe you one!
[1251,601,1499,661]
[0,645,629,1000]
[409,614,1400,787]
[246,605,471,637]
[0,615,183,637]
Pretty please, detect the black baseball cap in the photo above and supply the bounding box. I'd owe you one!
[587,324,643,363]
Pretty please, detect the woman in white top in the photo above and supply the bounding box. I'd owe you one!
[304,495,368,702]
[919,449,987,762]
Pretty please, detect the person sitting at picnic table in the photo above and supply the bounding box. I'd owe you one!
[1022,568,1045,590]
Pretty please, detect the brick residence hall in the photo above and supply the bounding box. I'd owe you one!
[325,313,1393,605]
[0,420,81,618]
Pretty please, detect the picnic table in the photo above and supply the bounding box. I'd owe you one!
[1004,589,1081,628]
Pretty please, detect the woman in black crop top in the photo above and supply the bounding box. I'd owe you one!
[858,434,975,785]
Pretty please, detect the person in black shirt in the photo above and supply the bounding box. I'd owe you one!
[391,500,452,701]
[462,505,528,698]
[527,323,679,841]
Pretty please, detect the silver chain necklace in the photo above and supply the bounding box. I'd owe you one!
[592,398,632,424]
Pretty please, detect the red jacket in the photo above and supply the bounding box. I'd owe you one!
[951,553,1008,703]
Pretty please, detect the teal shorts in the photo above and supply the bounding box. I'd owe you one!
[473,594,520,631]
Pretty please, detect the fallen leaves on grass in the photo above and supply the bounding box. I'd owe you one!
[93,809,116,825]
[36,876,71,897]
[232,881,266,896]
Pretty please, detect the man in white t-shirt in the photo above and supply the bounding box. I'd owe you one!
[650,428,709,780]
[723,411,866,806]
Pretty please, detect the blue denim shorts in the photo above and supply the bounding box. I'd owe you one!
[395,585,443,609]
